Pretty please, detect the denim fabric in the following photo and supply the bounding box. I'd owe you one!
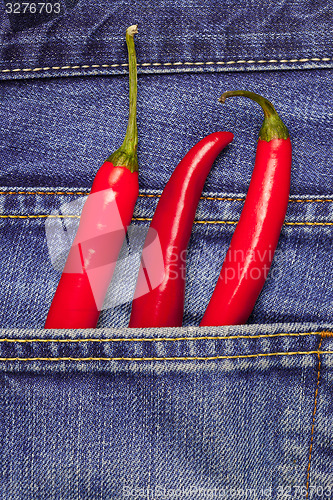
[0,0,332,79]
[1,0,333,498]
[1,323,333,498]
[1,67,333,327]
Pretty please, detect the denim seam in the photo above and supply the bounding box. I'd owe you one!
[305,336,323,497]
[2,191,333,204]
[0,331,329,343]
[0,350,330,362]
[1,215,333,226]
[0,57,332,74]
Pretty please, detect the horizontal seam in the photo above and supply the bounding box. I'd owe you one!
[0,57,331,74]
[0,350,332,362]
[1,191,333,204]
[0,191,91,196]
[1,215,333,226]
[0,331,328,343]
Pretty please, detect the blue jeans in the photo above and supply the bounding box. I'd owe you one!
[0,0,332,498]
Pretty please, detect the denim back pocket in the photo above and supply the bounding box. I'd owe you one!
[1,175,333,328]
[1,323,333,498]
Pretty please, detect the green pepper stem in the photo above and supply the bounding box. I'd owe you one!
[108,25,139,172]
[219,90,289,141]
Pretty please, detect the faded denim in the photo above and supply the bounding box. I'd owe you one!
[0,0,333,498]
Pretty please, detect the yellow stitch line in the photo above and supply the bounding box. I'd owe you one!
[2,192,333,204]
[199,196,245,201]
[305,337,323,498]
[284,221,333,226]
[138,193,161,198]
[194,220,237,225]
[289,199,333,203]
[1,215,333,225]
[0,350,331,362]
[193,221,333,226]
[0,214,80,218]
[1,57,331,73]
[320,331,333,337]
[0,191,89,196]
[0,330,328,344]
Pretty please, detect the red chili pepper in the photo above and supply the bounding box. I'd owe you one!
[45,25,139,329]
[129,131,234,328]
[200,90,292,327]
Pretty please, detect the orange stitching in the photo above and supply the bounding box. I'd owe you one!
[193,220,333,226]
[0,350,330,362]
[0,214,80,218]
[0,330,329,344]
[1,214,333,225]
[199,196,333,204]
[1,191,333,204]
[132,217,152,221]
[0,191,89,196]
[201,196,245,201]
[289,199,333,203]
[284,222,333,226]
[305,336,323,498]
[320,331,333,337]
[138,193,161,198]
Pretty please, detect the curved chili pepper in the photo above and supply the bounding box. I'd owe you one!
[45,25,139,329]
[200,90,292,326]
[129,131,234,328]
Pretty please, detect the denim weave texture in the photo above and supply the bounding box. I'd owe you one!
[1,324,333,498]
[0,0,333,498]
